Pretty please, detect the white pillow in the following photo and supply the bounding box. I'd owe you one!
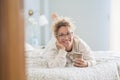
[25,43,34,51]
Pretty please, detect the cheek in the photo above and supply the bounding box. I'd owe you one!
[68,36,73,41]
[57,38,62,43]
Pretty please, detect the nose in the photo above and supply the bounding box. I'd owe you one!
[64,35,69,39]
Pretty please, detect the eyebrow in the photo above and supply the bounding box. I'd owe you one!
[58,31,72,35]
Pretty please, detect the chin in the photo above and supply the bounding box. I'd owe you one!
[64,44,70,48]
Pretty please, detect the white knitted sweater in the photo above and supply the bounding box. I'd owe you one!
[43,35,96,68]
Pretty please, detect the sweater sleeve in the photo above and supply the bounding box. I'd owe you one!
[46,49,67,68]
[77,37,96,67]
[43,38,67,68]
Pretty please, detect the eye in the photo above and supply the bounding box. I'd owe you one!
[59,34,64,36]
[58,34,64,37]
[66,32,71,35]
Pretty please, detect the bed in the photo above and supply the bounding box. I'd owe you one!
[25,44,120,80]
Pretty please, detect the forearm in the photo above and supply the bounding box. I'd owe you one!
[47,49,67,68]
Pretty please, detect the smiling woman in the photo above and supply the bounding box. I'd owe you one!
[43,15,96,68]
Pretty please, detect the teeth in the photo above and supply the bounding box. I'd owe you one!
[63,40,70,44]
[64,41,69,44]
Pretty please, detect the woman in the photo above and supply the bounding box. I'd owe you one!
[44,14,96,68]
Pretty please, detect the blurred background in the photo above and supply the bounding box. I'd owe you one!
[24,0,120,51]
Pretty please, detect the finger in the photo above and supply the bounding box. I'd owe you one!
[74,58,84,63]
[74,61,83,65]
[73,63,84,67]
[56,39,60,45]
[56,40,65,49]
[56,39,60,46]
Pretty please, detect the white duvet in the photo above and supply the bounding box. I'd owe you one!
[26,49,120,80]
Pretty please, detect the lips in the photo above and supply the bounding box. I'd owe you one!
[62,40,71,47]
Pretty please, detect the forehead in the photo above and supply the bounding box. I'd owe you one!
[57,26,71,34]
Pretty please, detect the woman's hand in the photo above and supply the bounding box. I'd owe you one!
[73,58,88,67]
[56,40,65,50]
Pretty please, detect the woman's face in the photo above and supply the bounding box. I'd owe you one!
[56,26,74,49]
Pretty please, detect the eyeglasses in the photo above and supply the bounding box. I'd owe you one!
[56,32,73,39]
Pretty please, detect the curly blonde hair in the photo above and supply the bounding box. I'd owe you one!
[51,17,75,37]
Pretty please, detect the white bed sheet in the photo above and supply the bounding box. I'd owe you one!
[26,49,120,80]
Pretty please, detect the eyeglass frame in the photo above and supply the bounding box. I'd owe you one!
[56,32,73,39]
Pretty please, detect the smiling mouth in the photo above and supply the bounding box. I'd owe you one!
[63,40,70,45]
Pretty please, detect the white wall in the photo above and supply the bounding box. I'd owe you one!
[24,0,50,47]
[49,0,110,51]
[24,0,41,47]
[24,0,110,51]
